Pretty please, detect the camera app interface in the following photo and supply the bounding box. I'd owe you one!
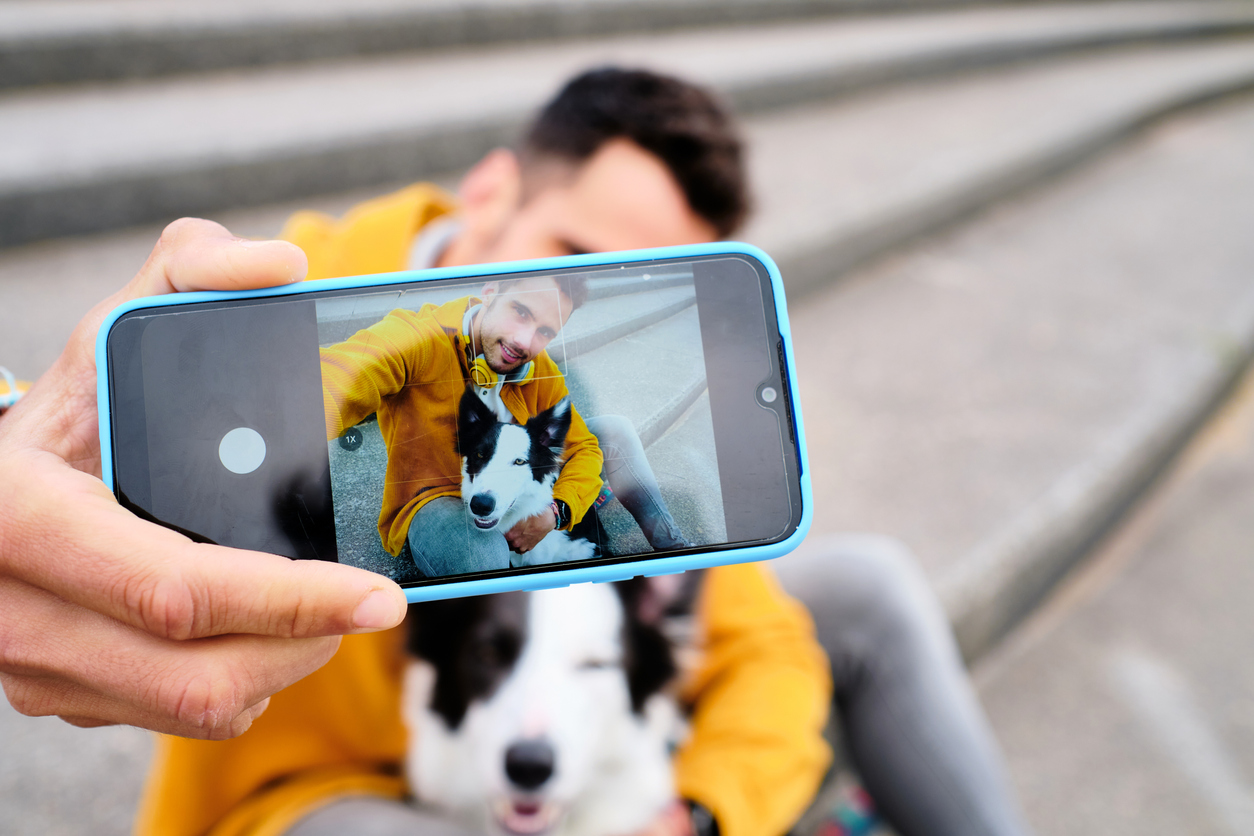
[316,264,728,584]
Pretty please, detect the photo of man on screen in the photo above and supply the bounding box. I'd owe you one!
[319,272,696,578]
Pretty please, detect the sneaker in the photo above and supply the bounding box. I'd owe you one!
[814,784,880,836]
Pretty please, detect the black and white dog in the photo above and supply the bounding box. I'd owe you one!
[457,387,597,566]
[403,577,694,836]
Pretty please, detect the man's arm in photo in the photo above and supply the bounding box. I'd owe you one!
[553,401,604,529]
[319,311,437,440]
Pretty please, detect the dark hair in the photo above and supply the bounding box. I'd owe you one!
[496,274,589,312]
[553,273,589,311]
[521,67,750,238]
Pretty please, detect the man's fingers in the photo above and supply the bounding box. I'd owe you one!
[8,677,273,740]
[72,219,307,362]
[0,576,334,739]
[126,217,308,300]
[9,218,309,465]
[6,453,407,640]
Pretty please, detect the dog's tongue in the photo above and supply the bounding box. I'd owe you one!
[500,799,557,835]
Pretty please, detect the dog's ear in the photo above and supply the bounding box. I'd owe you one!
[407,593,529,730]
[457,385,497,454]
[527,397,572,455]
[614,571,704,713]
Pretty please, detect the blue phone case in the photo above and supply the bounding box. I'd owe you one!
[97,242,812,601]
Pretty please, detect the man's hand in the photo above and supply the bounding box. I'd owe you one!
[0,218,408,740]
[504,505,558,554]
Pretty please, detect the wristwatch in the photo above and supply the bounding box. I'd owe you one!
[552,498,571,530]
[688,802,720,836]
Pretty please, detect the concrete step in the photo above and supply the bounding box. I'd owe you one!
[563,304,707,432]
[0,0,1038,89]
[975,353,1254,834]
[790,91,1254,661]
[5,1,1254,246]
[745,38,1254,295]
[558,284,696,365]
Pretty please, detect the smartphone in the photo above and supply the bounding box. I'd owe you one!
[98,243,810,601]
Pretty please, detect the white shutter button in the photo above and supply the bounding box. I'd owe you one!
[219,427,266,474]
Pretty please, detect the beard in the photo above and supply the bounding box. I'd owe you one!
[483,335,529,373]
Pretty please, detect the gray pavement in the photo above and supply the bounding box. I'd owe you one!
[564,306,706,427]
[6,2,1254,245]
[974,351,1254,835]
[0,701,150,836]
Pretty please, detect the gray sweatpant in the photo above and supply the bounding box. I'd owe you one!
[288,536,1029,836]
[774,534,1030,836]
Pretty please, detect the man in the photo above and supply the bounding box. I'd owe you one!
[139,68,836,836]
[0,66,1027,836]
[139,67,1028,836]
[285,66,1027,836]
[319,274,605,575]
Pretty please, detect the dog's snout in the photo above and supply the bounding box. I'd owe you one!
[504,739,555,790]
[470,493,495,517]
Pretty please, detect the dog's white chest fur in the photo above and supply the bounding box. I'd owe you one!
[402,584,677,836]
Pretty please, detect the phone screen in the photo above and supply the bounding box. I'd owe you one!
[106,253,802,588]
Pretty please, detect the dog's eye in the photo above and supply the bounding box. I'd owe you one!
[513,457,527,466]
[468,633,521,668]
[578,659,619,671]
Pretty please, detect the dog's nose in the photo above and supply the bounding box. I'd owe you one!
[470,493,495,517]
[504,739,555,790]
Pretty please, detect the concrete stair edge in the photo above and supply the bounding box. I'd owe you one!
[725,16,1254,113]
[561,296,696,362]
[6,19,1254,248]
[638,374,709,450]
[587,273,691,301]
[0,0,1055,90]
[777,70,1254,298]
[939,311,1254,664]
[0,118,525,250]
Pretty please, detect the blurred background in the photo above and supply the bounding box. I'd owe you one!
[3,0,1254,833]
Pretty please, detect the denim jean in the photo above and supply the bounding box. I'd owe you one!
[583,414,687,551]
[406,414,688,577]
